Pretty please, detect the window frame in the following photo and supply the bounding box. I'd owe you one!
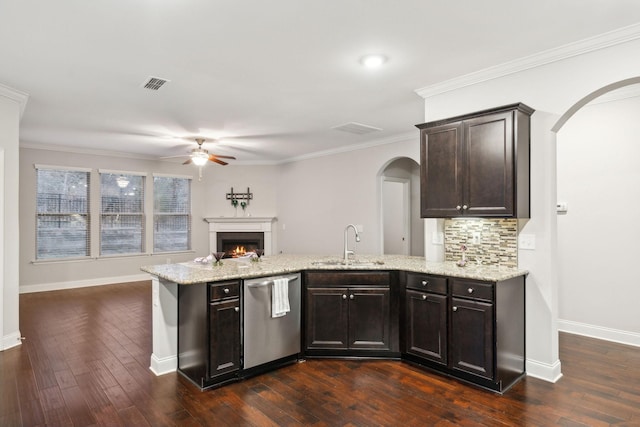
[35,165,92,261]
[98,169,147,257]
[152,173,193,254]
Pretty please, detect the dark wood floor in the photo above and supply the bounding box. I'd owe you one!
[2,281,639,426]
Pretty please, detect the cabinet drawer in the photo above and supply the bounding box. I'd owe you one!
[209,281,240,301]
[406,273,447,294]
[451,279,493,302]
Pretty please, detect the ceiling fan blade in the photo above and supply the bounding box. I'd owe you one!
[210,158,228,166]
[210,154,236,160]
[182,158,192,165]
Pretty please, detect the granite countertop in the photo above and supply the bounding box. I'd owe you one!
[141,254,528,284]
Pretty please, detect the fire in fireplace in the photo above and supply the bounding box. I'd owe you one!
[217,232,264,258]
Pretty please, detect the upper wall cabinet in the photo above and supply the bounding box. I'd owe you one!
[416,103,534,218]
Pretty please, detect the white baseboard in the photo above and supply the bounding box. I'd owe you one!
[558,319,640,348]
[526,358,563,383]
[19,273,151,294]
[1,330,23,351]
[150,353,177,376]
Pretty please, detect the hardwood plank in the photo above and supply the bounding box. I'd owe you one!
[3,280,640,426]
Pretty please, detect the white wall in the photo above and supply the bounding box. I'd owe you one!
[19,147,213,291]
[557,93,640,345]
[419,36,640,382]
[276,137,419,256]
[0,84,26,350]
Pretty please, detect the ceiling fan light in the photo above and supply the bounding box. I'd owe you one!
[192,151,209,166]
[116,175,130,188]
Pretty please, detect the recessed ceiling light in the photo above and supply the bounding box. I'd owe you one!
[360,54,388,68]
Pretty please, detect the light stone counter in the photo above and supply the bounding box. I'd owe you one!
[143,254,527,377]
[141,253,527,284]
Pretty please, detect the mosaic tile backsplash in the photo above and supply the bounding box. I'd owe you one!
[444,218,518,268]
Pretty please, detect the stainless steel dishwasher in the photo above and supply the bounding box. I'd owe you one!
[243,273,301,371]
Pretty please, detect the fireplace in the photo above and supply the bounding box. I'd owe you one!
[205,216,276,257]
[216,232,264,258]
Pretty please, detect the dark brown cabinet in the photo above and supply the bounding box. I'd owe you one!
[304,271,396,357]
[178,280,240,389]
[405,274,448,365]
[416,103,534,218]
[402,273,525,393]
[209,298,241,377]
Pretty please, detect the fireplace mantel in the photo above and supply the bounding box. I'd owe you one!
[204,217,276,255]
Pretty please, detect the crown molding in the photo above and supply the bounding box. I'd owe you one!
[281,131,416,164]
[415,23,640,99]
[21,131,417,166]
[0,83,29,119]
[20,141,157,161]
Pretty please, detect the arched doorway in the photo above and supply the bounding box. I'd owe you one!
[378,157,424,256]
[554,79,640,345]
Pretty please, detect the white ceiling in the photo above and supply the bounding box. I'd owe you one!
[2,1,640,163]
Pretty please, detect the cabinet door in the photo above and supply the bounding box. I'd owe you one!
[450,297,494,380]
[348,287,390,350]
[209,299,240,378]
[463,111,514,216]
[420,122,464,217]
[306,287,349,350]
[405,290,447,365]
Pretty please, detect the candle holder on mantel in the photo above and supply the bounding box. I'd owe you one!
[226,187,253,216]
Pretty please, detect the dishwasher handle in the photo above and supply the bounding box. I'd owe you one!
[246,275,299,288]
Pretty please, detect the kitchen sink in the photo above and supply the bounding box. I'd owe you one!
[311,260,345,266]
[311,260,384,267]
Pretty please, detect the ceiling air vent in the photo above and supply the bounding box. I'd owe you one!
[141,76,170,91]
[331,122,382,135]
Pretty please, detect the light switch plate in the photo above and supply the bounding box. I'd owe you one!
[518,234,536,250]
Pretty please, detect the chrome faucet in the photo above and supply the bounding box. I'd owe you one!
[343,224,360,263]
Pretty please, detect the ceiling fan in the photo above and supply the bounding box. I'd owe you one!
[182,138,236,166]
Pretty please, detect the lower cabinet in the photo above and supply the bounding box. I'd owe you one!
[178,280,241,389]
[209,298,241,377]
[405,290,447,365]
[402,273,525,393]
[304,271,397,357]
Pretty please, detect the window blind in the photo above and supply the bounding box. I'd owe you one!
[153,176,191,252]
[100,172,145,255]
[36,167,90,259]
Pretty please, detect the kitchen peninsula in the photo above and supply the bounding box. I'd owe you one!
[142,254,527,393]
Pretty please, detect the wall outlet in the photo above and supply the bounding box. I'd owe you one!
[471,232,481,244]
[518,234,536,250]
[431,231,444,245]
[556,202,568,214]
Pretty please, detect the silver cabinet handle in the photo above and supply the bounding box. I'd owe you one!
[342,294,347,299]
[224,288,230,294]
[422,295,427,300]
[463,205,468,210]
[468,288,474,294]
[456,205,462,210]
[234,307,239,312]
[421,280,428,286]
[453,306,458,312]
[349,294,354,300]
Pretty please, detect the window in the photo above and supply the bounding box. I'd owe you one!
[36,167,90,259]
[153,175,191,252]
[100,172,145,255]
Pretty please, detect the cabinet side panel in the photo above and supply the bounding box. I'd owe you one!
[495,276,526,387]
[515,110,531,218]
[178,284,208,384]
